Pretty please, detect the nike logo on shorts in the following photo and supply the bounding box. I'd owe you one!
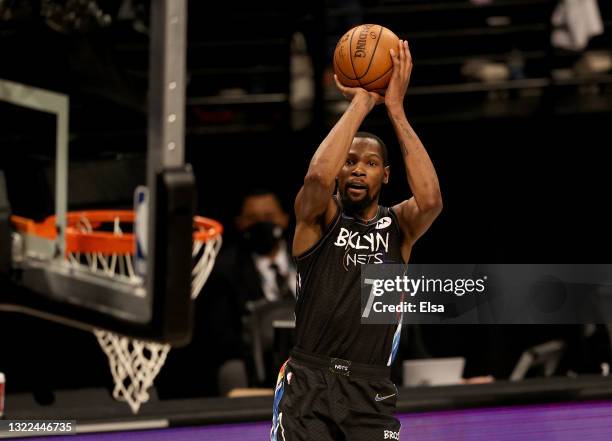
[375,393,396,402]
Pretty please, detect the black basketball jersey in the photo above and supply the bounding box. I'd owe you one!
[293,197,405,366]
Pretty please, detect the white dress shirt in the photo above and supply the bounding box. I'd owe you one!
[252,242,297,302]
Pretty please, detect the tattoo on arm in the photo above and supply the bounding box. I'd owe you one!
[346,99,361,114]
[399,139,409,157]
[397,120,413,157]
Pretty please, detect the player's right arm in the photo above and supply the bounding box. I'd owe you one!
[293,78,381,256]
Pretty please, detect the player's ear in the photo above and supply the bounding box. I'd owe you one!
[383,166,390,184]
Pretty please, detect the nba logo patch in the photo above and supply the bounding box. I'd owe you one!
[134,186,149,277]
[287,372,293,385]
[376,216,391,230]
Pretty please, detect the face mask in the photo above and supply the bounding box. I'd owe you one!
[242,221,283,255]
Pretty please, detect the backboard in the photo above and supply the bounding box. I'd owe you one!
[0,0,198,345]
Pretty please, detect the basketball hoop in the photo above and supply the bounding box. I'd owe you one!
[11,210,223,413]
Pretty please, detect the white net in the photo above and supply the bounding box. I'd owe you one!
[93,330,171,413]
[67,216,140,284]
[67,213,222,413]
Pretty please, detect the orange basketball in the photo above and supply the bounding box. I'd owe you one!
[333,24,400,94]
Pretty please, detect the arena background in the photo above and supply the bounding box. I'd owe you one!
[1,0,612,439]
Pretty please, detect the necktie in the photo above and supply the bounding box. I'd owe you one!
[269,263,292,299]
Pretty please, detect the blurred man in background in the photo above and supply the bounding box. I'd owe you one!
[158,189,296,397]
[205,189,296,393]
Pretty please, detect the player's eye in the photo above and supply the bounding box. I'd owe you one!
[368,161,377,167]
[346,159,354,165]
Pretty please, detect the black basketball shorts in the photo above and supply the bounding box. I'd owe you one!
[271,348,401,441]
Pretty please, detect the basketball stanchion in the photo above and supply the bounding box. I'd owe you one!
[11,210,223,413]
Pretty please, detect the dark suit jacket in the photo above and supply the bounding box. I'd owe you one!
[198,242,269,362]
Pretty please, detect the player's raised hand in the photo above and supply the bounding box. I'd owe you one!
[333,74,384,106]
[385,40,413,110]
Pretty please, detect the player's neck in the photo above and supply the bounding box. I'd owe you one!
[349,203,379,223]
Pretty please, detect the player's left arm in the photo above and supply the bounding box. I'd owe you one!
[386,40,442,252]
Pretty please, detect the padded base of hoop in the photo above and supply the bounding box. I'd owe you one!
[1,258,154,337]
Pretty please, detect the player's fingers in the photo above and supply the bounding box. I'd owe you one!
[389,48,401,82]
[371,90,385,105]
[404,41,411,66]
[397,40,403,64]
[390,48,399,68]
[334,75,353,98]
[333,74,347,92]
[403,41,411,79]
[402,40,409,74]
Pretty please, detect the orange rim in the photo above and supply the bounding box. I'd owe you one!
[193,216,224,242]
[11,210,223,255]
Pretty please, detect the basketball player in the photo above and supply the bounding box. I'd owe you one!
[271,40,442,440]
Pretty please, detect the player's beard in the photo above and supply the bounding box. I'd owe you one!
[340,188,378,217]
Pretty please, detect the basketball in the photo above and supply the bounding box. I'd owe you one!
[333,24,400,93]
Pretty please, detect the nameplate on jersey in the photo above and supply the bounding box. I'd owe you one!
[329,358,351,376]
